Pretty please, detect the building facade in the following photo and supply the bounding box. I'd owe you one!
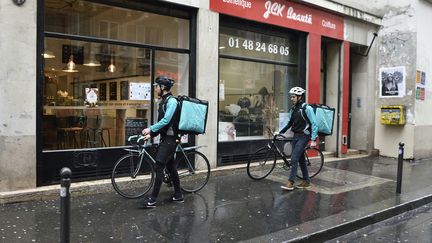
[1,0,431,192]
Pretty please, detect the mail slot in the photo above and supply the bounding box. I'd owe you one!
[380,105,405,125]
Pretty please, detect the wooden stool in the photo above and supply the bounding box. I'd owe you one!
[57,127,84,149]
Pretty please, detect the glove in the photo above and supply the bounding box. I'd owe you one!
[274,131,279,135]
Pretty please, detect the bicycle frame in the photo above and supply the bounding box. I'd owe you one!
[266,136,293,167]
[123,140,207,178]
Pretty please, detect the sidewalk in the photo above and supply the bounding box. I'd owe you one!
[1,155,432,242]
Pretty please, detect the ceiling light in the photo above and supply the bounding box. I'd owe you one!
[43,50,56,59]
[107,53,116,73]
[62,55,79,73]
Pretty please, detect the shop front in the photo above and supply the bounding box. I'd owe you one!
[210,0,348,164]
[37,0,196,185]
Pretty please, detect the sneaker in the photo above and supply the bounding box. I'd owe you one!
[281,181,295,191]
[171,193,184,203]
[297,181,311,189]
[140,197,157,208]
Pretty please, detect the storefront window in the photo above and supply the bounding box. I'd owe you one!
[218,26,300,142]
[42,1,190,151]
[45,0,189,49]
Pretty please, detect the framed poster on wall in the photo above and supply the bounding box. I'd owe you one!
[109,82,117,100]
[379,66,406,98]
[120,81,129,100]
[99,83,107,101]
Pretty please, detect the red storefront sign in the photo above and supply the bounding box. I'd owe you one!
[210,0,344,40]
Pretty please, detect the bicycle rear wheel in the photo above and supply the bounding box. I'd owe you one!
[247,146,277,180]
[111,154,154,199]
[297,147,324,179]
[177,151,210,193]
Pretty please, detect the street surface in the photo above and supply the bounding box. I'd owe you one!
[328,202,432,243]
[1,156,432,242]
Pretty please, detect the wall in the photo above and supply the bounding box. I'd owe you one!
[195,9,219,167]
[374,0,417,158]
[0,1,37,191]
[414,0,432,158]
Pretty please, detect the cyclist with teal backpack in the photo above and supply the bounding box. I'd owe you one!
[278,87,318,191]
[141,76,183,208]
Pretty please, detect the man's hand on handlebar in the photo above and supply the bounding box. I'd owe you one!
[142,128,150,135]
[143,134,151,141]
[310,140,317,148]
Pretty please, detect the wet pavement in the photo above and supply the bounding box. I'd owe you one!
[1,156,432,242]
[328,202,432,243]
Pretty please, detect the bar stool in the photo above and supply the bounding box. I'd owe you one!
[56,114,86,149]
[98,127,111,147]
[98,116,113,147]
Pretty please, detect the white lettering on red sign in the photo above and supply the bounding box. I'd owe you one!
[322,20,336,29]
[263,1,285,19]
[263,1,312,25]
[286,7,312,24]
[223,0,252,9]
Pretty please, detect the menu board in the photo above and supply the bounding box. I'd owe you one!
[125,118,148,144]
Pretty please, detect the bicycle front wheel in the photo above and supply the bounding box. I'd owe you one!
[177,151,210,193]
[297,147,324,179]
[111,154,154,199]
[247,146,277,180]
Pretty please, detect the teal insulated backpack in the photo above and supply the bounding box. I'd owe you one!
[301,103,335,136]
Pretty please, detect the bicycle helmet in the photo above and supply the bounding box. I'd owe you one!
[155,76,175,88]
[289,86,305,96]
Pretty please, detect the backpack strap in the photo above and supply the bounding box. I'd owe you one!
[300,103,311,125]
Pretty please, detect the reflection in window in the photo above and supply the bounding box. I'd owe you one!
[43,38,153,151]
[218,59,299,141]
[43,1,191,151]
[45,0,189,49]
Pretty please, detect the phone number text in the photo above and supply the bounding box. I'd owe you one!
[227,37,290,56]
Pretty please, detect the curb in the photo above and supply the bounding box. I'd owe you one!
[285,191,432,242]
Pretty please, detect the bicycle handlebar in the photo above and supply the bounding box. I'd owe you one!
[128,135,149,146]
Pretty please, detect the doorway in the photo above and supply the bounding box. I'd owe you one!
[320,37,342,156]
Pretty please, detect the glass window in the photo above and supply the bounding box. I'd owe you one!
[218,59,299,141]
[218,26,301,142]
[45,0,190,49]
[43,38,153,150]
[42,2,190,151]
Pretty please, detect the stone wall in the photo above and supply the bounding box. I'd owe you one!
[0,1,37,191]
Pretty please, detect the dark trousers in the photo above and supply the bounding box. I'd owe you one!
[289,133,310,183]
[151,136,181,199]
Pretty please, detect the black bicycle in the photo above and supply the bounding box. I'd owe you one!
[246,130,324,180]
[111,135,210,199]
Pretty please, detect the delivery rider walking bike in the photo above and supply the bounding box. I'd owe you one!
[141,76,183,208]
[278,87,318,191]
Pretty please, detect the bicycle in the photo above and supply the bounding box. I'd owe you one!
[246,129,324,180]
[111,135,210,199]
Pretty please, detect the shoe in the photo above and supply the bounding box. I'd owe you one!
[281,181,295,191]
[296,180,311,189]
[171,193,184,203]
[140,197,157,208]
